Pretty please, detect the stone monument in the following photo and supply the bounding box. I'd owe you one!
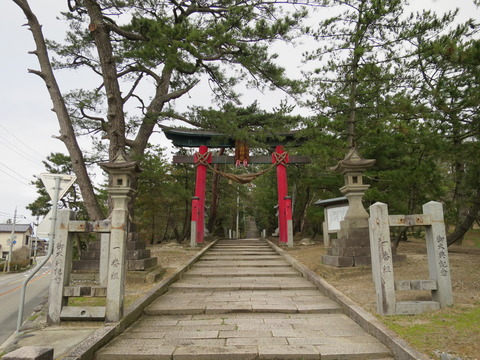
[321,147,375,267]
[368,201,453,315]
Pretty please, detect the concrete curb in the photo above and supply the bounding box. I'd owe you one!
[62,240,218,360]
[267,239,432,360]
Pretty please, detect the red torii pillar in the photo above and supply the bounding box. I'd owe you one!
[273,145,290,244]
[193,145,211,244]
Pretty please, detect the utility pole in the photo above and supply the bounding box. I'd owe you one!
[7,207,17,273]
[33,215,39,263]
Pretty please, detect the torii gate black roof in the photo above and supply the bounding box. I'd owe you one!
[161,125,303,148]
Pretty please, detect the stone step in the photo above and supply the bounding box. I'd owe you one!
[209,249,275,254]
[185,267,300,277]
[94,237,395,360]
[193,260,291,267]
[95,313,391,360]
[214,245,269,248]
[145,289,342,315]
[200,255,283,261]
[168,277,318,291]
[215,241,265,246]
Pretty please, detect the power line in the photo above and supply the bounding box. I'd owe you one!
[0,162,33,183]
[0,211,15,217]
[0,167,34,188]
[0,138,44,167]
[0,124,45,160]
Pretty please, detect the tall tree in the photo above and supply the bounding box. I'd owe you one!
[302,1,467,243]
[407,16,480,245]
[12,0,309,219]
[304,0,413,149]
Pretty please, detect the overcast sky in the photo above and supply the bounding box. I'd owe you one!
[0,0,478,230]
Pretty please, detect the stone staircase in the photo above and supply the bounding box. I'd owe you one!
[72,232,157,272]
[95,238,394,359]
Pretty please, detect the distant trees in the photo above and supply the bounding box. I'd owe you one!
[135,146,194,243]
[406,17,480,244]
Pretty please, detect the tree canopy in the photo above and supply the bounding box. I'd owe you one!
[15,0,480,244]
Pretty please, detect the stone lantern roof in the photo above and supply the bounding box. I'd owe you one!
[99,151,141,174]
[331,147,375,174]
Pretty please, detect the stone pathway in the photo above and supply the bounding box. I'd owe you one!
[95,239,394,359]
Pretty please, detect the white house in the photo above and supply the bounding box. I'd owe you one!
[0,223,33,259]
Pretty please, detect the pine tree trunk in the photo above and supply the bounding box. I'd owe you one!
[14,0,104,221]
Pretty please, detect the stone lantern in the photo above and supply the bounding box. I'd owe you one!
[99,151,141,322]
[321,147,376,268]
[100,151,140,192]
[332,147,375,225]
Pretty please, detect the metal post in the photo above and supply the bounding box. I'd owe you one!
[191,197,199,247]
[17,176,61,332]
[7,207,17,273]
[285,196,293,248]
[236,190,240,239]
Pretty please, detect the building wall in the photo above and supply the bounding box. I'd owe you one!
[0,227,32,259]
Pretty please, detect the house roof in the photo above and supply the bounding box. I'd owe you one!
[314,197,348,207]
[0,224,33,233]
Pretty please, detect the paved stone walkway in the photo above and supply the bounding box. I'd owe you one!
[95,239,394,359]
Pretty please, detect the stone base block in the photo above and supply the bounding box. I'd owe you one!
[127,257,158,271]
[3,346,53,360]
[128,232,140,242]
[321,255,354,267]
[353,255,371,266]
[127,249,151,260]
[72,260,100,271]
[64,286,107,297]
[393,254,407,263]
[328,246,370,257]
[80,250,100,260]
[127,241,146,250]
[395,301,440,315]
[395,279,437,291]
[330,236,370,248]
[316,263,371,279]
[126,266,166,284]
[60,306,106,321]
[70,272,99,282]
[321,254,372,268]
[86,241,101,251]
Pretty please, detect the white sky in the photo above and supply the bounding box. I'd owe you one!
[0,0,478,229]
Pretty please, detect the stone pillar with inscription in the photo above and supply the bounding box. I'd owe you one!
[368,201,452,315]
[322,148,376,267]
[423,201,453,307]
[100,152,140,322]
[47,210,76,325]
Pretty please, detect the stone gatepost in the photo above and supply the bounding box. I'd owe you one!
[369,201,453,315]
[47,152,140,324]
[100,152,139,322]
[321,148,375,267]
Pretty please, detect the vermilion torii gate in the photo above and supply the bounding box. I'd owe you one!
[162,126,310,246]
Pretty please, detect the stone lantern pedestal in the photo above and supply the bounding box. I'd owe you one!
[322,148,375,267]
